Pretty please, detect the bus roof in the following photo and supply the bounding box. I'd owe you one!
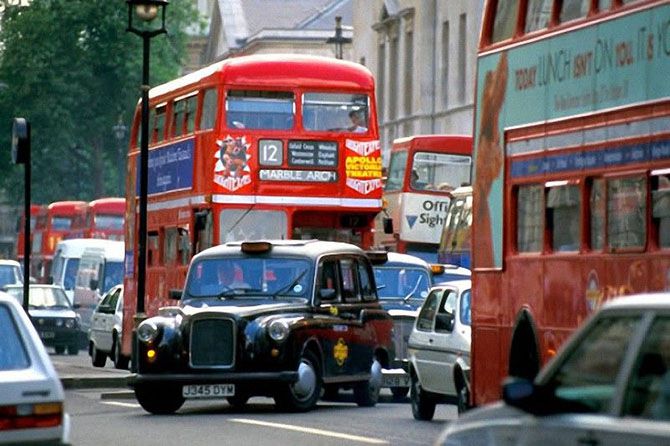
[88,197,124,212]
[149,53,376,100]
[47,201,87,212]
[391,134,472,153]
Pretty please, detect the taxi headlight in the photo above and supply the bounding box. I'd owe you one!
[137,320,159,343]
[268,320,289,342]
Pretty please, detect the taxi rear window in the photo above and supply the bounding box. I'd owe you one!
[0,304,30,370]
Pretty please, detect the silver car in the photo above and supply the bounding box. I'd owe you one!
[408,280,471,420]
[89,284,128,369]
[438,293,670,445]
[0,291,71,445]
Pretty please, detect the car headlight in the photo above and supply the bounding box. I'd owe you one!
[55,318,63,327]
[137,320,159,343]
[268,320,289,342]
[65,318,76,329]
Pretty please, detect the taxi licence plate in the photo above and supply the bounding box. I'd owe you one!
[182,384,235,399]
[383,375,410,388]
[39,331,55,339]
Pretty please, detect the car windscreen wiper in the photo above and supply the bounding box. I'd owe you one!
[403,277,425,302]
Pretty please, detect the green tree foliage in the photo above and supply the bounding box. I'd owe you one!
[0,0,199,203]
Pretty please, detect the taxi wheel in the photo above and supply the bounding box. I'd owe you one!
[275,350,322,412]
[353,359,382,407]
[67,344,79,355]
[410,372,436,420]
[135,384,184,415]
[91,343,107,368]
[55,345,66,355]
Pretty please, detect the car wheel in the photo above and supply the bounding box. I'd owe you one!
[457,382,470,415]
[54,345,66,355]
[410,371,436,421]
[113,334,129,370]
[353,358,382,407]
[274,350,321,412]
[67,343,79,355]
[391,386,409,400]
[135,384,184,415]
[91,343,107,368]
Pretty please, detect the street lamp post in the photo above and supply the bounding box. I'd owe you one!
[326,16,352,60]
[112,117,128,196]
[125,0,168,371]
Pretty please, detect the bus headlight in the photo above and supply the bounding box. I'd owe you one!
[268,320,289,342]
[137,320,159,343]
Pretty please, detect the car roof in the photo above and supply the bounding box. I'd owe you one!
[0,259,21,266]
[194,239,365,261]
[600,292,670,311]
[3,284,63,290]
[375,252,431,268]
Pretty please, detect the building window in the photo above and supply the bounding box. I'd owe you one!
[441,20,450,107]
[491,0,519,43]
[458,14,467,103]
[607,176,646,250]
[517,184,544,253]
[525,0,552,33]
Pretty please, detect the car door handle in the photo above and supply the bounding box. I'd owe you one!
[428,338,433,343]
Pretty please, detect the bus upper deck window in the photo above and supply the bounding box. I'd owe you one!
[525,0,551,33]
[226,90,294,130]
[490,0,519,43]
[560,0,589,23]
[653,173,670,249]
[201,89,217,130]
[302,92,369,133]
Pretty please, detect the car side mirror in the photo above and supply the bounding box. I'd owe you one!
[435,313,455,332]
[46,276,54,284]
[502,377,556,416]
[383,217,393,234]
[169,289,182,300]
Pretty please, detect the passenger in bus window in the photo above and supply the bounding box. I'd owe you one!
[348,110,368,133]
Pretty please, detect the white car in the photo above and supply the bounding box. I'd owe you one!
[438,292,670,445]
[0,259,23,287]
[89,284,128,369]
[407,279,471,420]
[0,291,71,445]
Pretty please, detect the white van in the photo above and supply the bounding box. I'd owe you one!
[51,238,122,304]
[72,241,124,340]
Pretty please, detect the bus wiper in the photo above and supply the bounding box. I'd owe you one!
[272,270,307,299]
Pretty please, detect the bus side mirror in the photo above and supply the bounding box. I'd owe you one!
[169,289,182,300]
[383,217,393,234]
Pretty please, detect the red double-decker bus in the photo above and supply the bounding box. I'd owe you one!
[121,54,383,357]
[374,134,472,263]
[86,197,125,240]
[16,204,47,279]
[470,0,670,406]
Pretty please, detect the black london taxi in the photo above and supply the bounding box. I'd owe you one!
[129,240,395,414]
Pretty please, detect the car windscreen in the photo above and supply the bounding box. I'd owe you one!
[0,265,21,287]
[185,257,311,299]
[373,266,431,300]
[102,261,124,293]
[0,304,30,370]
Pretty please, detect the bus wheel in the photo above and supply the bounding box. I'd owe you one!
[275,350,321,412]
[353,358,382,407]
[508,311,540,381]
[135,384,184,415]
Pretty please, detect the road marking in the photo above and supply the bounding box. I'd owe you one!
[229,418,388,444]
[102,401,141,409]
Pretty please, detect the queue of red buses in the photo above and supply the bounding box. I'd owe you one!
[120,54,383,358]
[16,198,125,282]
[470,0,670,406]
[373,134,472,263]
